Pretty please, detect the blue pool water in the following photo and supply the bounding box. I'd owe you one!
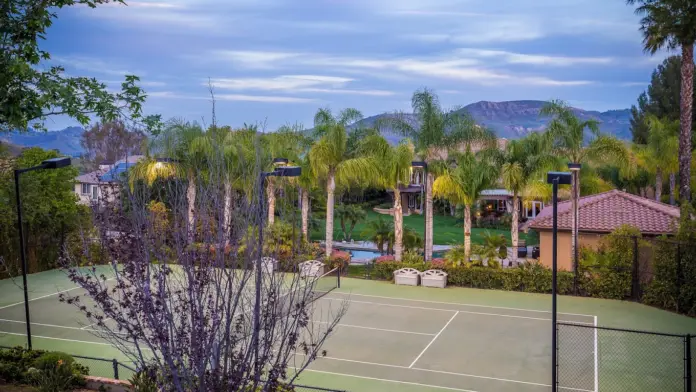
[349,250,383,260]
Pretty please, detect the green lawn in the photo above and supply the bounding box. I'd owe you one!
[310,210,526,246]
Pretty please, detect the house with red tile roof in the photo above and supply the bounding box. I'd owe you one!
[522,189,680,271]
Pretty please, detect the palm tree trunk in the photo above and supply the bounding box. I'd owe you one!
[224,180,232,243]
[655,168,663,202]
[670,173,676,206]
[571,170,580,294]
[325,171,336,257]
[449,202,456,217]
[187,171,196,242]
[425,172,434,261]
[463,204,471,261]
[301,188,309,241]
[511,193,519,262]
[266,180,275,226]
[393,188,403,261]
[679,44,694,203]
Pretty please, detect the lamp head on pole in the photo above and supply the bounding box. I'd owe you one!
[546,171,572,185]
[41,157,71,169]
[567,162,582,172]
[275,166,301,177]
[411,161,427,169]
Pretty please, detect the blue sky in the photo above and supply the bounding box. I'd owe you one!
[43,0,668,131]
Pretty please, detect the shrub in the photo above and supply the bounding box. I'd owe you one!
[31,352,88,390]
[430,258,446,268]
[401,250,424,264]
[375,255,395,264]
[0,346,44,383]
[327,250,351,271]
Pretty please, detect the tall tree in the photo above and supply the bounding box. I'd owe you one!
[309,108,377,257]
[1,0,160,133]
[628,0,696,202]
[378,88,492,260]
[130,120,205,241]
[542,100,630,292]
[639,116,681,203]
[499,132,556,261]
[433,147,498,260]
[80,121,146,168]
[360,136,414,261]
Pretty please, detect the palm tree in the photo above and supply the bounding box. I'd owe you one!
[130,120,205,241]
[362,217,392,253]
[378,88,493,260]
[541,100,630,291]
[360,135,414,261]
[643,115,680,204]
[296,154,315,242]
[309,108,377,257]
[433,147,498,260]
[499,132,556,261]
[335,203,367,242]
[628,0,696,203]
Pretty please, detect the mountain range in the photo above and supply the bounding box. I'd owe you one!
[0,101,632,154]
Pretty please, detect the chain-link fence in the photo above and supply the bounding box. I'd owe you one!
[557,323,694,392]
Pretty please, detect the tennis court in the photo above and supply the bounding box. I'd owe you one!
[0,268,599,392]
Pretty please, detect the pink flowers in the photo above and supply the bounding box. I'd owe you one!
[375,255,395,263]
[430,258,446,268]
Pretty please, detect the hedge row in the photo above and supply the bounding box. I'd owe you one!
[370,261,575,294]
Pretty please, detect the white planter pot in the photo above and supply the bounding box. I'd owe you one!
[420,269,447,288]
[299,260,325,278]
[394,268,421,286]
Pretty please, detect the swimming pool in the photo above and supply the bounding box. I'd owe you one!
[349,250,383,260]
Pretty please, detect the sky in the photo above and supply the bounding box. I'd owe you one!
[43,0,669,131]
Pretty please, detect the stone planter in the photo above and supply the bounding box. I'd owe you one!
[299,260,325,278]
[394,268,420,286]
[260,257,278,274]
[420,269,448,288]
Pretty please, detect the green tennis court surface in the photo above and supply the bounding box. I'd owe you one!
[2,269,696,391]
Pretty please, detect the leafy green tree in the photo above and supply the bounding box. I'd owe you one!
[1,0,160,132]
[433,147,498,260]
[542,100,630,291]
[335,204,367,242]
[499,132,557,261]
[628,0,696,202]
[0,148,82,274]
[629,56,696,144]
[359,135,414,261]
[636,116,680,203]
[473,231,508,268]
[361,217,392,253]
[378,88,493,260]
[309,108,377,257]
[80,121,146,169]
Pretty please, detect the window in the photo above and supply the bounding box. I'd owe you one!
[81,183,89,194]
[92,185,98,200]
[497,200,507,212]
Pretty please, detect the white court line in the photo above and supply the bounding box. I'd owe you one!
[81,318,111,330]
[323,298,595,324]
[594,315,599,392]
[409,311,458,368]
[0,319,127,335]
[0,277,116,311]
[329,291,596,318]
[313,320,435,336]
[294,351,558,389]
[294,367,479,392]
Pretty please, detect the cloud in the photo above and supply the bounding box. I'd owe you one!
[148,91,315,103]
[51,56,138,76]
[210,51,301,69]
[206,50,593,87]
[619,82,648,87]
[208,74,396,96]
[456,49,614,66]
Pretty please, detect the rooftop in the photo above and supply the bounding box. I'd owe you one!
[523,189,680,235]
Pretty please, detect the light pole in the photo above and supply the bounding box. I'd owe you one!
[567,162,581,295]
[14,157,72,350]
[412,161,428,260]
[547,171,571,392]
[252,162,300,384]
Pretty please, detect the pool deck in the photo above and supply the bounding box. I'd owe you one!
[329,241,453,253]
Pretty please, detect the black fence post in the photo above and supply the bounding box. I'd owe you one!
[632,236,640,301]
[337,265,341,289]
[112,359,119,380]
[677,244,683,313]
[686,334,692,392]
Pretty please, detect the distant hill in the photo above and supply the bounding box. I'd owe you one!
[351,100,632,141]
[0,127,85,156]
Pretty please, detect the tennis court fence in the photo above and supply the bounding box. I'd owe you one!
[557,323,695,392]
